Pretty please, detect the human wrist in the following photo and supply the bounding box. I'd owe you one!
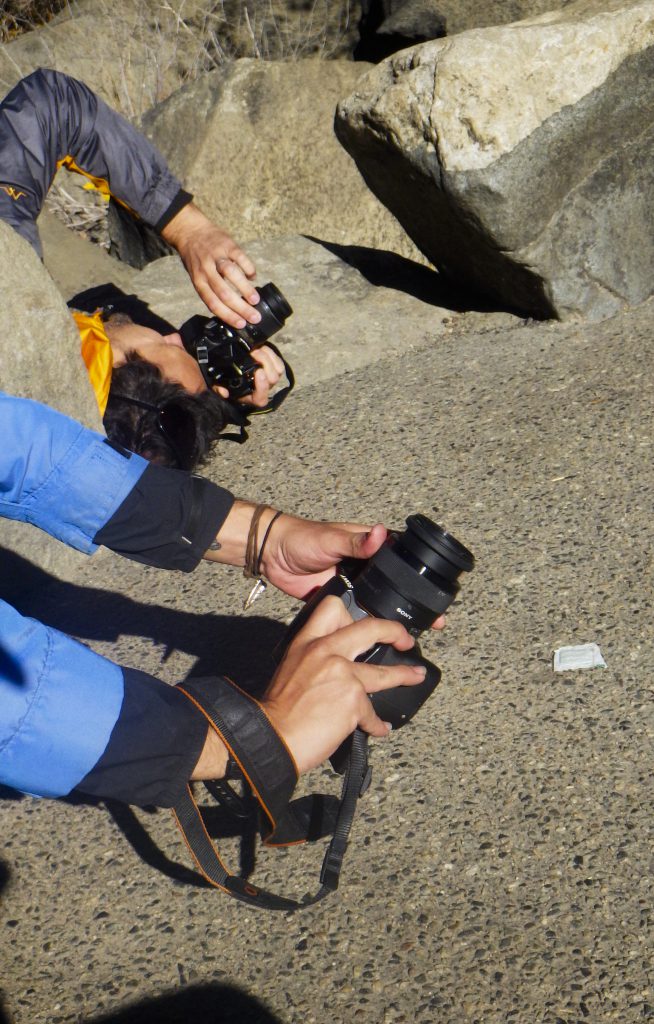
[203,500,281,571]
[245,507,283,580]
[203,499,256,565]
[160,201,207,250]
[190,726,228,780]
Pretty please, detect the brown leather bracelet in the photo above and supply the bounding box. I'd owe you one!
[243,503,271,579]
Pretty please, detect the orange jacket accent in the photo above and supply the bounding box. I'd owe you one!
[72,310,113,416]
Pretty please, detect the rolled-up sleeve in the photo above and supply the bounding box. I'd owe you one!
[0,393,148,552]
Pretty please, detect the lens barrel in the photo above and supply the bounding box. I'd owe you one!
[256,284,293,339]
[352,515,474,632]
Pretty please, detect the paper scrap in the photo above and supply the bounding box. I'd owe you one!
[553,643,607,672]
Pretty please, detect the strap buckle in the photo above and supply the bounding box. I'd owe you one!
[320,845,345,891]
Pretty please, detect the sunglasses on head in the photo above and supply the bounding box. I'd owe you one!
[108,393,197,470]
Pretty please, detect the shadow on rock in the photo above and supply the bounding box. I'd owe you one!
[307,236,509,313]
[0,862,13,1024]
[0,982,281,1024]
[91,984,283,1024]
[0,547,285,693]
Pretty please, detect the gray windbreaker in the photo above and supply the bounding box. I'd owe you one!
[0,67,191,257]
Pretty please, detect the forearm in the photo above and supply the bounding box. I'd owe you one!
[0,594,226,805]
[0,393,239,570]
[75,668,226,806]
[202,500,279,569]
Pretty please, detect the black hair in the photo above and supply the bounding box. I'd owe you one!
[103,353,230,470]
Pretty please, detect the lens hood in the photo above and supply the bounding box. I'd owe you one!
[256,283,293,337]
[352,514,474,630]
[404,514,475,574]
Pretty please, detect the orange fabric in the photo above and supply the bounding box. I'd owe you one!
[56,155,133,212]
[73,310,113,416]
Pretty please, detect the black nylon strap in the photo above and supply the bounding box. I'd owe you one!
[171,678,371,911]
[218,345,295,444]
[176,677,297,836]
[173,784,300,910]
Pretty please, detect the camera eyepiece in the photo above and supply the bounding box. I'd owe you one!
[350,515,474,632]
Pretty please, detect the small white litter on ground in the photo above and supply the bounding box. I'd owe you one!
[553,643,607,672]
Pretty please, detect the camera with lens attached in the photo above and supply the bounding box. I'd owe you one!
[282,514,474,765]
[172,514,474,910]
[178,282,293,399]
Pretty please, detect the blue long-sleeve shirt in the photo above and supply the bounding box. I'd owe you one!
[0,393,233,804]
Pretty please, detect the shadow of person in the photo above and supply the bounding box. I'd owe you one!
[305,236,513,314]
[1,978,282,1024]
[92,984,284,1024]
[0,861,13,1024]
[0,546,286,695]
[0,860,282,1024]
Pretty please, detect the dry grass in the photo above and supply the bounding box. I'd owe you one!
[0,0,71,41]
[5,0,356,241]
[185,0,356,64]
[44,177,110,248]
[3,0,356,62]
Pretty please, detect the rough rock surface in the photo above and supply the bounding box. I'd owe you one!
[0,4,189,117]
[428,0,576,36]
[132,59,425,264]
[0,13,652,1017]
[1,263,652,1023]
[0,220,102,590]
[124,235,517,390]
[336,0,654,320]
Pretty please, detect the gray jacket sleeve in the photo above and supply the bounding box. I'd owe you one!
[0,68,191,257]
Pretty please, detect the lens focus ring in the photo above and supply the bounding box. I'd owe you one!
[365,544,457,615]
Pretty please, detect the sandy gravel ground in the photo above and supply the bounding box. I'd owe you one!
[1,272,652,1023]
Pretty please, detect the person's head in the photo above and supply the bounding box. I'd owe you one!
[102,312,235,470]
[104,353,230,470]
[105,313,208,394]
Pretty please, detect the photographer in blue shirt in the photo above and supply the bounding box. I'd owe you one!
[0,393,438,809]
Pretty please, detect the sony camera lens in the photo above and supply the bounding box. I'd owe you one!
[351,514,474,633]
[255,283,293,340]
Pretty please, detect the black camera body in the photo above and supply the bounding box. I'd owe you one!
[179,282,293,399]
[282,515,474,757]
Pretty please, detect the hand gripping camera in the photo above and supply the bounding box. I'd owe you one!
[178,282,293,400]
[284,514,474,769]
[170,515,474,911]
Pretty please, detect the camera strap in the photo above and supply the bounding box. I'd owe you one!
[218,345,295,444]
[172,677,371,911]
[249,341,295,415]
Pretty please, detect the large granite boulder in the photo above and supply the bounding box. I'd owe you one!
[336,0,654,321]
[0,222,100,428]
[0,221,103,591]
[414,0,576,37]
[131,59,425,263]
[0,5,186,117]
